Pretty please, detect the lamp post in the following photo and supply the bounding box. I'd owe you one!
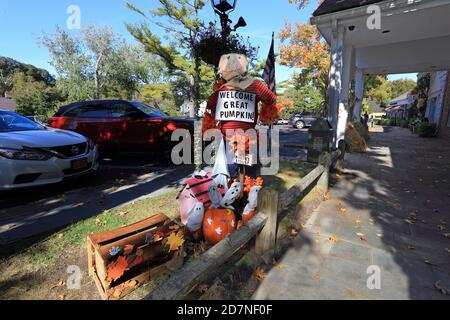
[211,0,246,42]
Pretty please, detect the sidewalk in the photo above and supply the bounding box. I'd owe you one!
[253,126,450,300]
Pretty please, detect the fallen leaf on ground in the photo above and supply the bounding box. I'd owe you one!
[391,203,401,209]
[192,241,209,257]
[58,294,66,301]
[117,211,128,217]
[339,207,348,213]
[106,256,129,282]
[166,231,185,252]
[56,233,64,239]
[95,218,106,228]
[290,229,299,238]
[255,267,266,281]
[424,259,436,266]
[51,280,66,289]
[356,233,367,241]
[328,236,337,243]
[313,274,321,281]
[275,263,284,270]
[323,193,331,201]
[194,284,209,293]
[434,281,449,295]
[355,217,362,225]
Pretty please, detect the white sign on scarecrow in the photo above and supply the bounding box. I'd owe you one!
[215,91,256,124]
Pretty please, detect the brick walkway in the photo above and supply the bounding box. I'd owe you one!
[253,126,450,300]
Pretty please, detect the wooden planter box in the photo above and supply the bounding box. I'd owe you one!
[87,213,183,300]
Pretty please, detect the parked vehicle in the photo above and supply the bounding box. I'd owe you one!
[48,100,194,156]
[274,119,289,125]
[288,112,318,129]
[0,110,98,190]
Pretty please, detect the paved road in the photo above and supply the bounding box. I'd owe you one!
[254,126,450,300]
[0,126,308,243]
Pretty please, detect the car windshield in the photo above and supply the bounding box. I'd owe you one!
[0,111,45,132]
[131,102,168,118]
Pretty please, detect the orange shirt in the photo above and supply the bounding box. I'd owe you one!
[205,80,277,133]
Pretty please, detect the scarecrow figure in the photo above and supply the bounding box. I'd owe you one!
[202,53,279,179]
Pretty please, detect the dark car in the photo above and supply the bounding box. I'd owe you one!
[48,100,194,156]
[288,112,318,129]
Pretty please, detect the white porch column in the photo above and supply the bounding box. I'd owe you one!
[327,20,353,148]
[353,69,365,121]
[336,45,353,145]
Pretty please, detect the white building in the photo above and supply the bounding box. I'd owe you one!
[310,0,450,146]
[425,71,449,124]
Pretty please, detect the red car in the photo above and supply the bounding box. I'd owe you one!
[48,100,194,157]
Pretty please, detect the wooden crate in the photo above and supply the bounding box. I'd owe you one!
[87,213,183,300]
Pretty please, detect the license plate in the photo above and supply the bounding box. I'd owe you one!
[71,158,88,170]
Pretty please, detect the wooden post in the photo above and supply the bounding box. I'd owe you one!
[255,188,278,258]
[318,152,332,193]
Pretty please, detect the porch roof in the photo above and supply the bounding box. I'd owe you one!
[311,0,450,75]
[313,0,384,17]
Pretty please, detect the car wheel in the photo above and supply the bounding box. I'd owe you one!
[295,121,305,129]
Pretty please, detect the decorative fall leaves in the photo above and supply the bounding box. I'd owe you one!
[167,231,185,252]
[104,224,185,289]
[107,256,129,283]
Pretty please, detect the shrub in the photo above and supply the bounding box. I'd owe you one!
[417,123,437,138]
[352,122,370,141]
[381,119,391,126]
[409,118,422,133]
[399,119,409,128]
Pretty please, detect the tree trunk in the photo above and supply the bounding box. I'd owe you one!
[191,53,203,171]
[94,54,103,100]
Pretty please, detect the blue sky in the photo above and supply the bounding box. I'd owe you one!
[0,0,416,83]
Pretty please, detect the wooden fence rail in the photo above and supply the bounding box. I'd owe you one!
[145,151,341,300]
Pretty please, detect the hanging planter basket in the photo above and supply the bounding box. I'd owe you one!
[194,24,259,68]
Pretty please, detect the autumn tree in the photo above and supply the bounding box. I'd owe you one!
[279,22,330,113]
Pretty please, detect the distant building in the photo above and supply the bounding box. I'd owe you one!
[386,92,416,121]
[0,98,16,112]
[425,71,448,124]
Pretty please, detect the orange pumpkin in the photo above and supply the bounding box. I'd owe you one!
[202,208,236,245]
[242,210,256,223]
